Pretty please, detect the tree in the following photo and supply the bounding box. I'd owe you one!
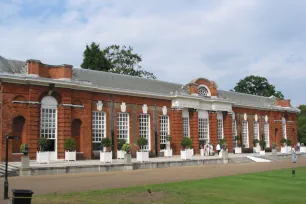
[232,75,284,99]
[81,42,111,72]
[81,43,156,79]
[297,105,306,142]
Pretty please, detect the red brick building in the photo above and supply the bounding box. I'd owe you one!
[0,56,300,161]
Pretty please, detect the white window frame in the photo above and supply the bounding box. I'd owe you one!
[198,110,209,143]
[217,112,224,140]
[159,115,170,146]
[282,117,287,139]
[92,111,106,144]
[198,85,211,97]
[139,114,150,151]
[242,120,249,148]
[182,109,190,138]
[254,121,259,140]
[117,112,129,143]
[264,122,270,147]
[232,119,237,141]
[40,96,58,152]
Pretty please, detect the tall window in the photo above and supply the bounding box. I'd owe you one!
[117,113,129,143]
[199,118,209,142]
[160,115,169,149]
[254,121,259,140]
[92,111,106,150]
[139,114,150,151]
[282,117,287,139]
[183,117,189,137]
[264,122,270,147]
[232,119,237,141]
[242,121,249,148]
[217,112,223,140]
[40,96,58,152]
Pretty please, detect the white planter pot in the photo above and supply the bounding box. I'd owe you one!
[281,147,287,154]
[218,149,223,158]
[287,146,292,153]
[166,142,171,150]
[117,150,126,159]
[65,151,76,161]
[300,146,306,153]
[181,149,193,160]
[137,151,149,162]
[164,149,172,157]
[36,151,50,164]
[259,150,265,155]
[253,144,260,153]
[100,151,112,163]
[234,147,242,154]
[200,149,205,156]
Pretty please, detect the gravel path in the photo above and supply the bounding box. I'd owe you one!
[1,157,305,197]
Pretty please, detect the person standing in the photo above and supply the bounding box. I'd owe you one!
[292,145,297,163]
[216,143,221,155]
[297,142,301,151]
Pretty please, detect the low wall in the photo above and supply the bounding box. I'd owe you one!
[19,158,225,177]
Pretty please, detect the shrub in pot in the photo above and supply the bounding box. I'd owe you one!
[136,137,149,162]
[37,137,50,163]
[233,136,242,154]
[117,139,126,159]
[259,139,266,155]
[64,138,76,161]
[280,138,287,146]
[181,137,193,160]
[286,139,292,147]
[253,139,259,147]
[20,144,29,156]
[122,143,132,164]
[100,138,112,163]
[164,135,173,157]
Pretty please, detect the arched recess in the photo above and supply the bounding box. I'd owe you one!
[72,119,82,152]
[12,116,26,153]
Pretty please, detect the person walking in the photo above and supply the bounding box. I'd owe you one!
[292,145,297,163]
[216,143,221,155]
[297,142,301,151]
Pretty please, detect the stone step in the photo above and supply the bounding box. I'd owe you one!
[0,164,19,177]
[229,157,254,164]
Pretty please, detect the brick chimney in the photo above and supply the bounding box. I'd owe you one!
[26,59,72,80]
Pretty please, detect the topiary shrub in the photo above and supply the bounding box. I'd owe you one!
[20,144,29,155]
[181,137,192,150]
[38,137,49,152]
[272,142,277,149]
[300,137,306,145]
[137,137,148,152]
[259,139,266,151]
[101,138,111,152]
[64,138,76,151]
[253,139,259,147]
[122,143,131,154]
[280,137,287,144]
[118,139,126,150]
[166,135,172,142]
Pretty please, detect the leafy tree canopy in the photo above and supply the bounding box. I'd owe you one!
[232,75,284,99]
[298,105,306,141]
[81,42,156,79]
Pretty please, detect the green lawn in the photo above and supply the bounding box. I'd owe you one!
[33,167,306,204]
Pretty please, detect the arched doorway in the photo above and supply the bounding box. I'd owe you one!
[71,119,82,152]
[12,116,26,153]
[40,96,58,160]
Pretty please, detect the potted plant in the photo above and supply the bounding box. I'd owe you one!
[181,137,193,160]
[36,137,50,164]
[259,139,266,155]
[220,140,228,161]
[100,138,112,163]
[64,137,76,161]
[272,142,277,156]
[286,139,292,153]
[117,139,126,159]
[164,135,173,157]
[136,137,149,162]
[234,136,242,154]
[122,143,132,164]
[252,139,260,153]
[20,144,30,169]
[280,137,288,154]
[300,137,306,153]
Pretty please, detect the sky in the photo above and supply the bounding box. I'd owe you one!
[0,0,305,106]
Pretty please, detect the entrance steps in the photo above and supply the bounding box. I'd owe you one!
[0,163,19,177]
[247,156,271,163]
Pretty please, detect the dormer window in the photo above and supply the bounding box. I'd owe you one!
[198,85,211,97]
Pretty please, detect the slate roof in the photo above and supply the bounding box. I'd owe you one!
[0,56,299,112]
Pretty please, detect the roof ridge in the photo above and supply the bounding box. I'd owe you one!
[218,89,276,100]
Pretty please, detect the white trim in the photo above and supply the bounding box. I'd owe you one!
[117,112,130,143]
[198,84,211,97]
[198,110,208,119]
[139,114,150,151]
[282,117,287,139]
[198,111,209,143]
[62,104,84,108]
[217,112,224,140]
[242,120,249,148]
[264,122,270,147]
[12,100,41,105]
[254,121,259,140]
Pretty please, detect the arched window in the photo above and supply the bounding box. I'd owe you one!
[139,114,150,151]
[232,113,237,145]
[159,115,169,149]
[242,113,249,148]
[217,112,224,140]
[198,85,211,97]
[92,111,106,151]
[282,117,287,139]
[182,109,190,137]
[40,96,58,154]
[117,112,129,143]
